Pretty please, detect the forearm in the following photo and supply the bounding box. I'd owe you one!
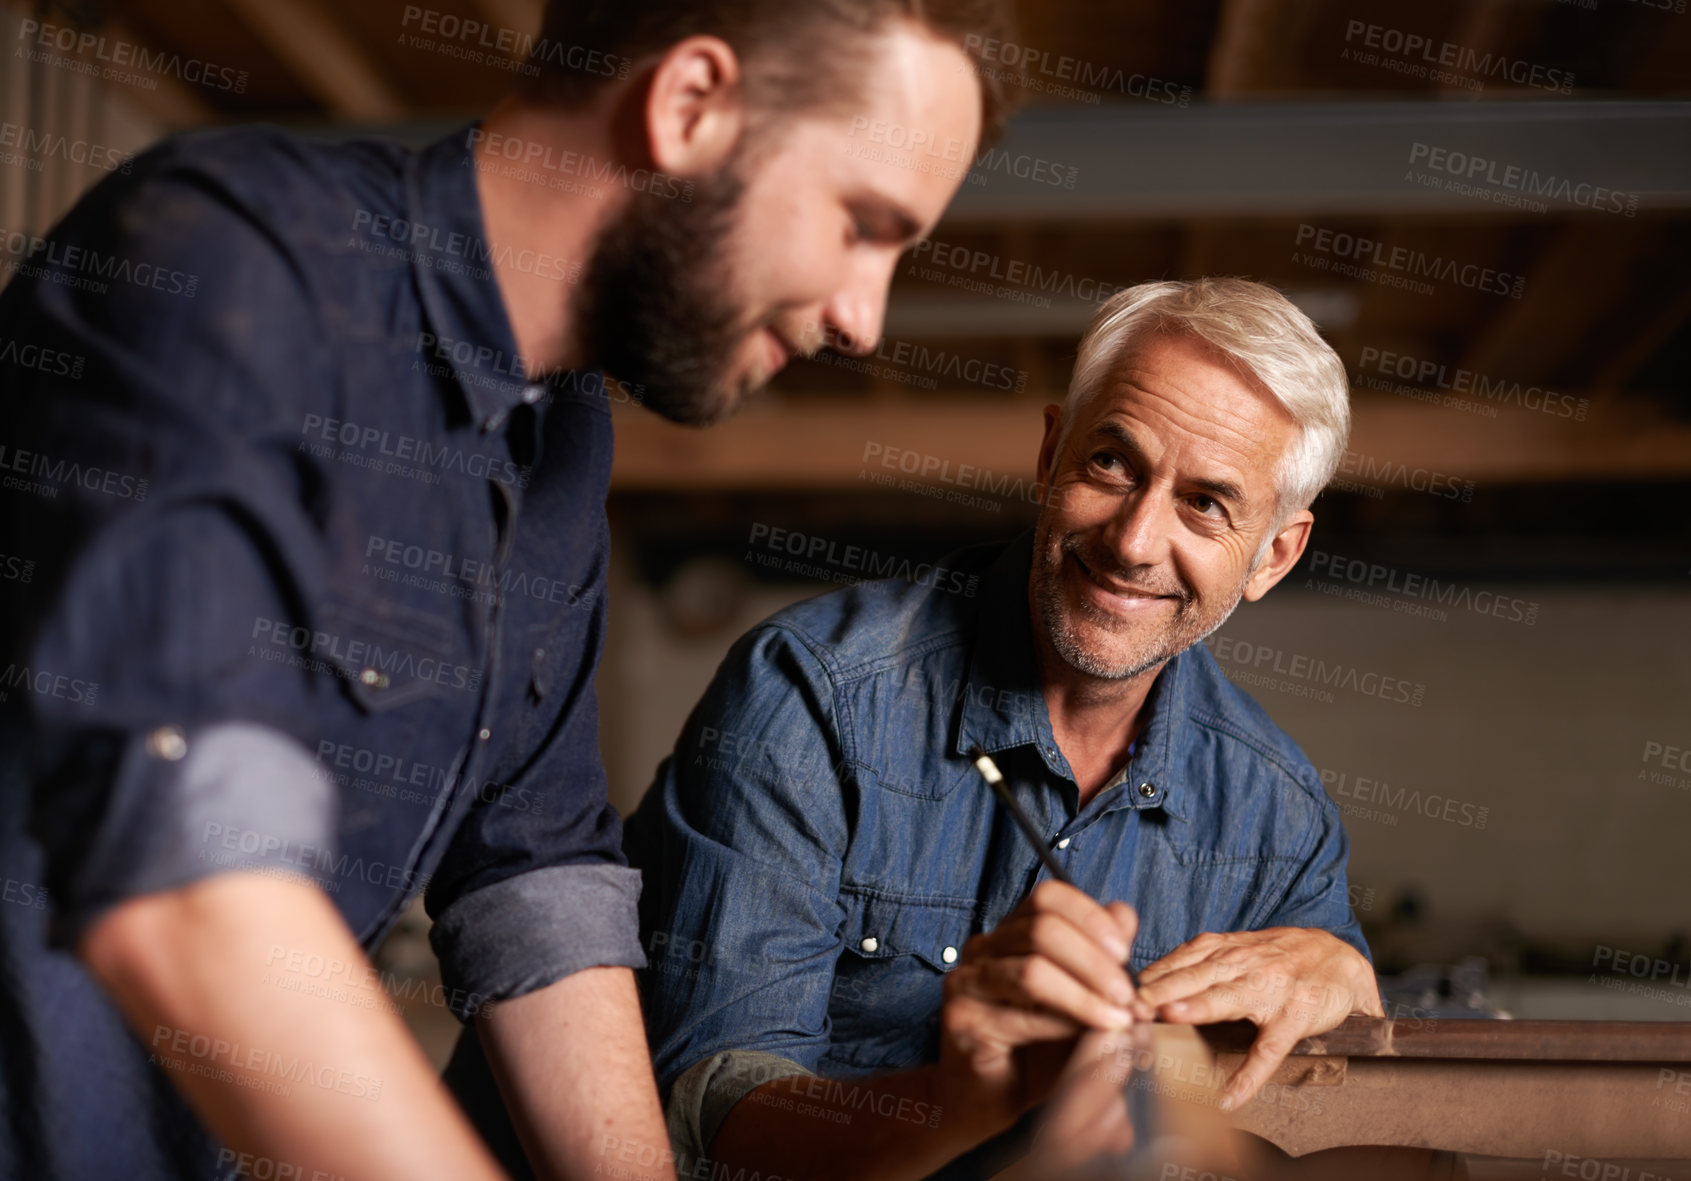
[711,1064,1000,1181]
[478,965,671,1181]
[81,872,506,1181]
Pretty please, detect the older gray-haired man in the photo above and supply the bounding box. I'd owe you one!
[620,277,1384,1180]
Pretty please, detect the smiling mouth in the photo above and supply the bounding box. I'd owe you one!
[1071,552,1176,611]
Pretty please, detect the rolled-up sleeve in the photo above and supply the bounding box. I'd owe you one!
[665,1050,815,1164]
[3,162,344,946]
[427,862,644,1019]
[50,721,336,946]
[424,517,645,1017]
[623,623,852,1151]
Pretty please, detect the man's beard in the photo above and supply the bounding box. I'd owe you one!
[574,160,752,427]
[1030,526,1246,682]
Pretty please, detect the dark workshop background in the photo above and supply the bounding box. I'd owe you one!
[4,0,1688,1064]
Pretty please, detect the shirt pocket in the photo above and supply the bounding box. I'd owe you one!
[307,594,476,835]
[312,595,474,712]
[826,890,976,1072]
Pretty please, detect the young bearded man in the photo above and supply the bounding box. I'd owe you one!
[0,2,1010,1178]
[621,278,1387,1180]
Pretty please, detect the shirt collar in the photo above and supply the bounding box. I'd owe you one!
[403,122,535,430]
[955,531,1188,819]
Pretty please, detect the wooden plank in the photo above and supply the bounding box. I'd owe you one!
[1138,1023,1691,1158]
[1228,1057,1691,1157]
[1201,1015,1691,1062]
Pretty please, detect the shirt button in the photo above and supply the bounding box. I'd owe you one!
[859,936,879,953]
[478,728,492,742]
[1138,782,1156,799]
[941,946,958,965]
[145,725,188,761]
[359,667,389,689]
[522,384,544,405]
[1055,837,1072,850]
[533,647,545,662]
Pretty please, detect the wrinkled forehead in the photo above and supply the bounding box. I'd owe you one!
[1070,332,1296,483]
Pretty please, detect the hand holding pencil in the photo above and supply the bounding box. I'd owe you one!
[926,751,1153,1141]
[969,748,1143,990]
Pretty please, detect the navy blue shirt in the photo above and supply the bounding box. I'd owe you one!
[0,124,643,1180]
[623,533,1368,1176]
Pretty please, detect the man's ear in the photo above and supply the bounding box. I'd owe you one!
[1036,404,1063,492]
[644,36,745,177]
[1243,509,1313,602]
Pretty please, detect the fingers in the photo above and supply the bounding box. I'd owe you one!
[1104,900,1138,957]
[1009,881,1133,964]
[1137,954,1253,1014]
[1105,901,1155,1020]
[1219,1018,1304,1112]
[992,910,1135,1004]
[1144,963,1340,1028]
[967,883,1138,1024]
[1137,931,1239,991]
[946,885,1145,1048]
[967,954,1136,1032]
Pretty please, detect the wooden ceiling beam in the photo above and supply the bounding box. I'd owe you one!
[470,0,543,54]
[103,19,218,127]
[1204,0,1274,95]
[221,0,404,121]
[1586,283,1691,395]
[1456,222,1653,383]
[5,11,218,127]
[607,393,1691,491]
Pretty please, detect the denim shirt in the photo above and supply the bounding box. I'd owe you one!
[0,124,641,1180]
[625,532,1368,1174]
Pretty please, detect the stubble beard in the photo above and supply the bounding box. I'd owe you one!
[1030,525,1247,682]
[575,158,755,427]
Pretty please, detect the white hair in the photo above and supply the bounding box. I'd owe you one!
[1062,277,1351,522]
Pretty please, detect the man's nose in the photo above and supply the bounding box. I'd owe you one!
[1102,486,1174,571]
[820,258,892,358]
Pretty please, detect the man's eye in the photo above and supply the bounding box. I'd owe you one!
[1090,452,1124,474]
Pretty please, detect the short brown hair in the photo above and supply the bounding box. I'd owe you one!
[519,0,1020,149]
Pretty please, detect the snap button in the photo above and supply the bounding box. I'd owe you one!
[522,384,544,405]
[359,668,390,689]
[1138,782,1156,799]
[1055,837,1071,850]
[145,725,188,761]
[941,946,958,964]
[478,728,492,742]
[859,936,879,953]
